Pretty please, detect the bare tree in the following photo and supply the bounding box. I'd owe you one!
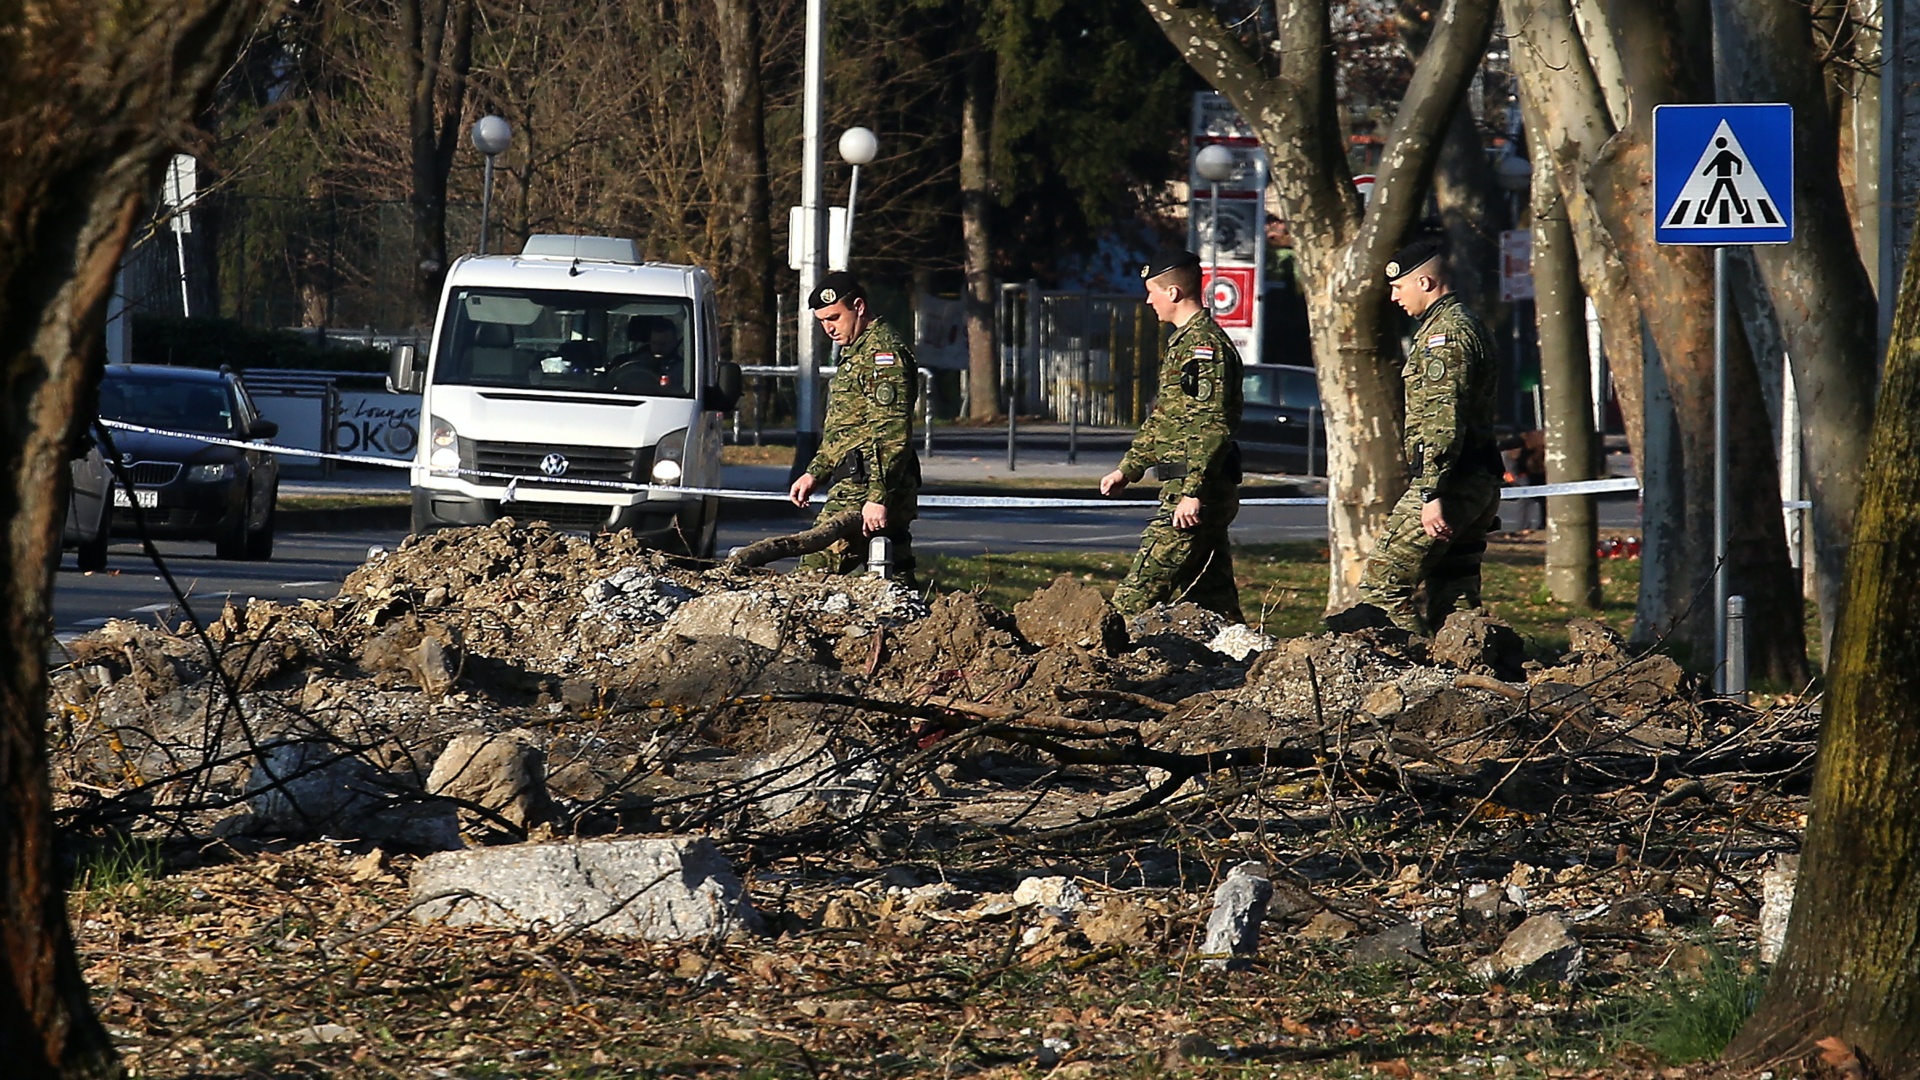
[0,4,267,1075]
[960,49,1001,421]
[1139,0,1498,607]
[400,0,476,316]
[715,0,776,367]
[1505,0,1807,678]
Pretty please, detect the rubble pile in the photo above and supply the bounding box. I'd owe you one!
[42,518,1817,1076]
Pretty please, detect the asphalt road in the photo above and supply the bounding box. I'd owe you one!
[49,497,1642,647]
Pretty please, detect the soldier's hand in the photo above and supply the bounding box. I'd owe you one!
[1421,498,1453,540]
[1099,469,1130,496]
[862,501,889,533]
[789,473,817,507]
[1173,496,1202,529]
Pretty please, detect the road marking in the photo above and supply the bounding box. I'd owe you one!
[132,603,175,614]
[281,580,334,588]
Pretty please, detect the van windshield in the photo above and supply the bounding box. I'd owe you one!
[433,287,695,398]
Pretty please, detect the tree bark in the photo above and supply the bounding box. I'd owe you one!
[1526,120,1601,608]
[1140,0,1497,609]
[402,0,476,320]
[714,0,774,367]
[961,50,1000,422]
[1712,0,1880,665]
[1,4,265,1074]
[1729,212,1920,1079]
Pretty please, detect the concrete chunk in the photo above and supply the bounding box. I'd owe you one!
[1473,913,1583,984]
[410,837,761,941]
[1199,861,1272,970]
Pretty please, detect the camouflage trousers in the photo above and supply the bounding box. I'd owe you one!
[1358,474,1502,634]
[797,478,918,587]
[1111,492,1244,623]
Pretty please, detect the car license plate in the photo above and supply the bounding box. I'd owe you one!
[113,489,158,509]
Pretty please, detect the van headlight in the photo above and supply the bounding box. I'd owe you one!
[650,427,688,486]
[428,416,461,472]
[188,462,234,482]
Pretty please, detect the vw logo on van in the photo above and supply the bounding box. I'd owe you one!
[540,453,570,477]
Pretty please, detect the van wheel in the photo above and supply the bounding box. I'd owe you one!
[76,503,110,572]
[695,501,718,559]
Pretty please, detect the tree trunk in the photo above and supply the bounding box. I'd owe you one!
[961,50,1000,422]
[403,0,476,320]
[1527,121,1601,608]
[1712,0,1880,665]
[1502,0,1649,479]
[1140,0,1497,609]
[714,0,774,367]
[1,4,265,1074]
[1729,212,1920,1079]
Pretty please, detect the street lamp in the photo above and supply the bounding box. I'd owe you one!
[471,115,512,255]
[1194,143,1237,317]
[838,126,878,261]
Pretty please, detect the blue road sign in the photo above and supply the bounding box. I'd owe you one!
[1654,103,1794,245]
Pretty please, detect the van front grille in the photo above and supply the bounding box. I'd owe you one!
[468,440,649,487]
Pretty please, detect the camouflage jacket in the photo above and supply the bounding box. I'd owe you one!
[1119,309,1242,501]
[1403,293,1498,494]
[807,316,918,504]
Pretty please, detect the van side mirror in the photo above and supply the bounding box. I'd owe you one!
[388,343,423,394]
[249,418,280,440]
[707,361,743,412]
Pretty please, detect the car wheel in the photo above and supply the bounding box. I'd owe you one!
[214,492,250,560]
[245,506,275,562]
[76,502,110,572]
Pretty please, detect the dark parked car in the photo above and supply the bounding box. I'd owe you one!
[63,432,112,572]
[1238,363,1326,476]
[98,365,280,560]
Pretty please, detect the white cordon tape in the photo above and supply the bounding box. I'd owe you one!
[98,419,1643,509]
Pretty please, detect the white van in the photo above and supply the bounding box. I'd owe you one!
[389,235,741,555]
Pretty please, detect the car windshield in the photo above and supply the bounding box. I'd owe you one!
[98,374,239,435]
[434,287,695,398]
[1242,365,1320,410]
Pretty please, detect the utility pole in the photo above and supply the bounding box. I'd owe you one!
[793,0,827,478]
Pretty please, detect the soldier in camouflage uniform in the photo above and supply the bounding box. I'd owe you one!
[1100,250,1246,623]
[1355,238,1504,634]
[787,271,920,585]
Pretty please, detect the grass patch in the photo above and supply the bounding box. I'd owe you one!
[1603,946,1766,1064]
[925,535,1642,660]
[277,492,409,511]
[721,444,796,466]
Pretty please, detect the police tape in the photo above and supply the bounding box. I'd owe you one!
[98,419,1644,510]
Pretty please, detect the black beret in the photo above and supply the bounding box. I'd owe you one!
[1140,250,1202,280]
[809,271,866,309]
[1384,237,1446,282]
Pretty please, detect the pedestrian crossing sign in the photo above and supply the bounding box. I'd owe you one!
[1654,103,1793,245]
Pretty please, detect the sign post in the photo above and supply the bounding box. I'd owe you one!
[1190,93,1268,365]
[1652,102,1793,693]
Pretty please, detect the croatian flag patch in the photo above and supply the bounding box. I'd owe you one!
[1427,334,1448,347]
[1193,346,1214,360]
[875,352,896,366]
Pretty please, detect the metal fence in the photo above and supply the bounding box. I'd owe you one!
[996,283,1161,426]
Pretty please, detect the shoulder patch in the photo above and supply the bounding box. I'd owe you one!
[1193,345,1215,360]
[1426,334,1448,348]
[1425,358,1447,380]
[874,352,896,366]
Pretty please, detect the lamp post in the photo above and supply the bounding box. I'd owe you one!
[471,115,512,255]
[1194,143,1236,317]
[839,126,877,260]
